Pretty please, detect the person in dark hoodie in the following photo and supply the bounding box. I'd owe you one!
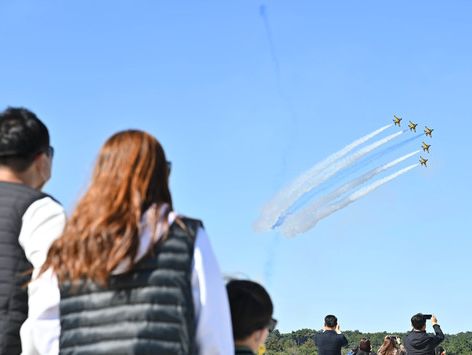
[404,313,444,355]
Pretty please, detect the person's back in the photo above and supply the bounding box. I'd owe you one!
[0,107,65,355]
[404,314,444,355]
[59,216,202,354]
[37,130,233,354]
[314,315,348,355]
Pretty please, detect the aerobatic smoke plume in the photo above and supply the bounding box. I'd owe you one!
[281,163,419,237]
[254,124,395,232]
[254,119,426,236]
[279,150,421,227]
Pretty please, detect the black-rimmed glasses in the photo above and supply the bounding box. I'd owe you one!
[267,318,277,332]
[166,161,172,175]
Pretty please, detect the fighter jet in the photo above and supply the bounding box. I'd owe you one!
[422,142,431,153]
[393,115,402,127]
[424,126,434,137]
[408,121,418,132]
[419,156,428,167]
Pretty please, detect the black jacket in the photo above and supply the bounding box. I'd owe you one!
[404,324,444,355]
[59,218,201,355]
[314,330,349,355]
[0,182,48,355]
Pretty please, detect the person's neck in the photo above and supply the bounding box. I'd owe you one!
[235,340,256,353]
[0,169,37,189]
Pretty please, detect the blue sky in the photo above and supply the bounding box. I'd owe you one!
[1,1,471,334]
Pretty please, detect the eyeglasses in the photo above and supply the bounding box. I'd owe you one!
[166,161,172,175]
[267,318,277,332]
[37,146,54,159]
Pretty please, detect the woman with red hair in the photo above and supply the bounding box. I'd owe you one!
[26,130,233,355]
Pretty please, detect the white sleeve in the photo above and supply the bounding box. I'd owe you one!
[19,197,66,269]
[20,269,60,355]
[19,197,66,355]
[191,227,234,355]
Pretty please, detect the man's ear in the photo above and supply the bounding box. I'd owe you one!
[253,329,262,343]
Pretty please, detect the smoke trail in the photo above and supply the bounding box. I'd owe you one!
[254,124,397,232]
[279,150,420,228]
[259,3,299,189]
[259,4,280,79]
[279,135,423,218]
[282,163,419,237]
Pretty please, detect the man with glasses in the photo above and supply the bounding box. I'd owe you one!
[226,279,277,355]
[0,107,65,355]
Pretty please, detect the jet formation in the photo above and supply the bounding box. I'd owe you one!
[393,115,434,167]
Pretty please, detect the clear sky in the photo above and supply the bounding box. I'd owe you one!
[1,1,471,334]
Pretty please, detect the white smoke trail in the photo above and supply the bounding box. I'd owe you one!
[281,163,419,237]
[254,125,401,232]
[280,150,420,231]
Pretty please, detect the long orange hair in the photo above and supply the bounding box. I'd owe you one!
[41,130,172,285]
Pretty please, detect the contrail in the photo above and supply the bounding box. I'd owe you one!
[278,136,422,219]
[279,150,420,229]
[254,124,397,232]
[259,4,280,79]
[281,163,419,237]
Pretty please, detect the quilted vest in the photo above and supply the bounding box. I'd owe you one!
[59,217,201,355]
[0,181,48,355]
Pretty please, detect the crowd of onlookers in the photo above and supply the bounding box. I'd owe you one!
[0,107,446,355]
[315,313,446,355]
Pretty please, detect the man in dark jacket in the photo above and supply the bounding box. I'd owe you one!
[404,313,444,355]
[314,315,349,355]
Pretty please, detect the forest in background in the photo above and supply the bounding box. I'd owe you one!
[265,329,472,355]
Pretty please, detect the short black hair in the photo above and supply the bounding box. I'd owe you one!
[226,279,273,341]
[435,345,445,355]
[411,313,427,330]
[324,314,338,328]
[0,107,50,172]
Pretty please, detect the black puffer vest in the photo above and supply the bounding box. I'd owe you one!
[0,182,48,355]
[59,217,202,355]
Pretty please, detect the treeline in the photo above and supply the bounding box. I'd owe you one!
[265,329,472,355]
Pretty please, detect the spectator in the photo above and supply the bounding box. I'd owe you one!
[35,130,234,354]
[314,315,348,355]
[0,107,66,355]
[226,279,276,355]
[404,313,444,355]
[434,345,446,355]
[378,336,402,355]
[356,338,377,355]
